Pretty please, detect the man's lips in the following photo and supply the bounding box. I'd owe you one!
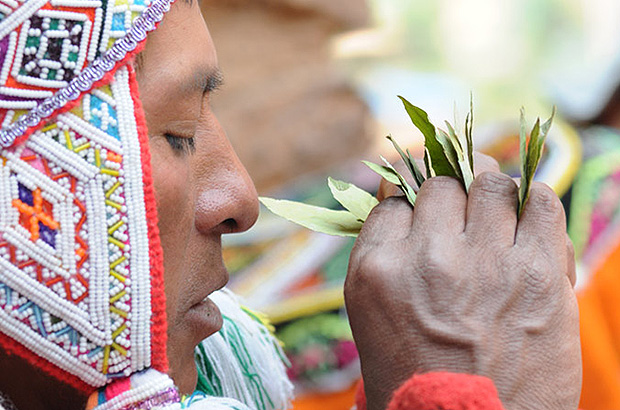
[187,264,229,309]
[186,297,223,340]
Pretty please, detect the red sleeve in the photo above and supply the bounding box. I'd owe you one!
[355,372,505,410]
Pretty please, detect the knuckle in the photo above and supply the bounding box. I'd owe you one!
[521,257,560,294]
[528,183,562,212]
[419,176,462,195]
[371,196,409,215]
[418,240,462,284]
[474,172,517,196]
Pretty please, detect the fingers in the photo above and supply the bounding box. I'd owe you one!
[516,182,567,252]
[412,176,467,234]
[359,196,414,243]
[376,179,403,201]
[376,152,500,201]
[465,172,519,245]
[473,152,501,175]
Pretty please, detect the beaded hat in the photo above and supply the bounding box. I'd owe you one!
[0,0,174,392]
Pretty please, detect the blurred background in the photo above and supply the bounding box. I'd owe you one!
[200,1,620,409]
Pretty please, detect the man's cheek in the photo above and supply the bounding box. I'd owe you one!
[150,155,192,221]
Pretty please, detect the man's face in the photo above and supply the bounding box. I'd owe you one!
[136,0,259,393]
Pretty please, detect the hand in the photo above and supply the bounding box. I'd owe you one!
[344,156,581,410]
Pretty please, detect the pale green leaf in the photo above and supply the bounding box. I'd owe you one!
[406,148,427,188]
[362,158,417,206]
[259,197,363,237]
[327,177,379,222]
[442,122,473,192]
[380,156,417,206]
[362,160,401,186]
[385,135,426,188]
[444,121,463,152]
[424,148,435,178]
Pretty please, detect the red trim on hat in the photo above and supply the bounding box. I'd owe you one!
[127,63,169,374]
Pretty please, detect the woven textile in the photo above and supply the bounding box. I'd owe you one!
[0,0,173,392]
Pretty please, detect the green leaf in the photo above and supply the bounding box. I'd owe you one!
[423,148,434,178]
[327,177,379,222]
[398,96,456,177]
[259,197,363,237]
[518,107,555,217]
[436,128,462,179]
[538,106,556,151]
[379,156,417,206]
[458,156,474,192]
[442,121,473,192]
[386,135,416,180]
[444,121,463,152]
[519,118,542,218]
[386,135,425,188]
[363,158,417,206]
[406,148,427,188]
[465,94,474,175]
[362,160,402,186]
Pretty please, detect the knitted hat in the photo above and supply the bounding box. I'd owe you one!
[0,0,173,393]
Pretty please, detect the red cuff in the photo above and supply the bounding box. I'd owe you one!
[355,372,505,410]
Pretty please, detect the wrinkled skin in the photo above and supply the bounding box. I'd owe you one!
[346,154,581,410]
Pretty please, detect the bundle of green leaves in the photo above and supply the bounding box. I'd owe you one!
[260,97,555,237]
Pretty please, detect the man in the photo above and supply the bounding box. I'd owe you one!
[0,0,580,409]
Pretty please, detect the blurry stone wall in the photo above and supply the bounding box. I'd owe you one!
[200,0,373,192]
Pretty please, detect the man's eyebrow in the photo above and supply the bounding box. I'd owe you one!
[194,68,224,95]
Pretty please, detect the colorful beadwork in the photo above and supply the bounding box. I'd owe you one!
[0,0,171,392]
[0,0,173,147]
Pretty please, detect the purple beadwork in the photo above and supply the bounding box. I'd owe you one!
[124,387,180,410]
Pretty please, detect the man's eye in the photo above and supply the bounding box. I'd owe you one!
[164,133,196,155]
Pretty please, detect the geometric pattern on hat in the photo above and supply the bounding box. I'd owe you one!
[0,0,169,392]
[0,64,165,388]
[0,0,149,112]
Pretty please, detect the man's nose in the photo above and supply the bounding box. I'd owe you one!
[193,124,259,236]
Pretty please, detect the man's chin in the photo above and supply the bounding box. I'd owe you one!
[167,298,222,393]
